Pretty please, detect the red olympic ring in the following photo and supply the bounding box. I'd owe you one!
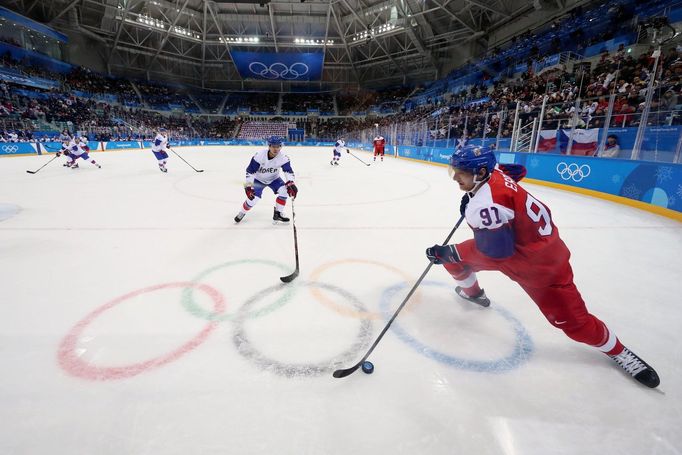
[57,282,225,381]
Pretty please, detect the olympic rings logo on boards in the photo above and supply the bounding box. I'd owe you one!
[1,145,19,153]
[556,162,591,182]
[248,61,309,79]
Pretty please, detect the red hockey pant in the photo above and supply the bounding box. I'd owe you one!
[443,239,611,348]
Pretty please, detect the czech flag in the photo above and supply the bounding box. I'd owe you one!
[537,130,558,153]
[559,128,599,156]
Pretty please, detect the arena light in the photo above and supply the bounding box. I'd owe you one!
[294,38,334,46]
[136,14,165,30]
[218,36,261,44]
[350,21,401,44]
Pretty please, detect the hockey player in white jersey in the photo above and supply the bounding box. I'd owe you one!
[57,134,73,166]
[331,138,346,165]
[151,127,170,172]
[65,136,101,169]
[234,136,298,224]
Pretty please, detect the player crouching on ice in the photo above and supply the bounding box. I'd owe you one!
[425,145,660,388]
[63,136,101,169]
[234,135,298,224]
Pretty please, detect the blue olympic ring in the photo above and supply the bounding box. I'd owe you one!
[380,280,534,373]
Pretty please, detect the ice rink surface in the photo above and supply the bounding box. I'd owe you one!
[1,146,681,455]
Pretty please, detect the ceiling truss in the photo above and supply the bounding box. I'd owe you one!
[4,0,537,89]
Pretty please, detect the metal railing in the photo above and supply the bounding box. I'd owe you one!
[343,93,682,164]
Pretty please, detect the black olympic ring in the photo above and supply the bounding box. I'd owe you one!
[232,281,373,377]
[248,61,309,80]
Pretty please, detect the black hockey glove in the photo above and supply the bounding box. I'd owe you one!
[245,186,256,200]
[425,244,460,264]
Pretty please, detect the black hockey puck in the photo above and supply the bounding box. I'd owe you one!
[361,361,374,374]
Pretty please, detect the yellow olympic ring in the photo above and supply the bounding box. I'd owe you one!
[308,258,421,320]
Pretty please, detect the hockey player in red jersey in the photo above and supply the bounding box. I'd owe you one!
[425,145,660,388]
[373,135,385,161]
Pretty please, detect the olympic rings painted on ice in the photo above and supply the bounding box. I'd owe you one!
[380,281,534,372]
[182,259,295,322]
[248,61,309,80]
[308,259,419,320]
[57,282,225,381]
[232,281,373,377]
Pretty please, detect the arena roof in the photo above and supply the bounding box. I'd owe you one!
[2,0,572,90]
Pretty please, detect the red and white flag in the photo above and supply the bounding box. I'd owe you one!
[537,130,557,152]
[563,128,599,156]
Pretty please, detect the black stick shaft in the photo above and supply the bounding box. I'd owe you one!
[348,151,370,166]
[333,214,466,378]
[292,201,299,270]
[26,155,58,174]
[280,199,299,283]
[170,148,203,172]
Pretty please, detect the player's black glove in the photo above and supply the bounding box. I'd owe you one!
[245,186,256,200]
[425,244,460,264]
[56,151,61,157]
[286,181,298,198]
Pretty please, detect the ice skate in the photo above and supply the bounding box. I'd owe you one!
[234,212,245,223]
[455,286,490,307]
[159,164,167,173]
[70,163,79,169]
[610,346,660,388]
[273,207,290,223]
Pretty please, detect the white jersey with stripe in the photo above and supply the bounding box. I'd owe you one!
[334,140,346,153]
[67,139,88,157]
[151,134,169,153]
[245,148,295,185]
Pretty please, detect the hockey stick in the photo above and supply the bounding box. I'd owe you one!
[170,147,204,172]
[332,214,466,378]
[26,155,59,174]
[41,142,63,152]
[347,149,371,166]
[280,199,299,283]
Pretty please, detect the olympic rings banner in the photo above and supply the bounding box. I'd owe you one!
[0,143,38,155]
[231,51,324,81]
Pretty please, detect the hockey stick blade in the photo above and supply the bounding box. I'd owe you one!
[279,268,299,283]
[26,170,37,174]
[332,363,362,378]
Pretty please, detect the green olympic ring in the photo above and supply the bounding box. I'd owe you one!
[182,259,296,322]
